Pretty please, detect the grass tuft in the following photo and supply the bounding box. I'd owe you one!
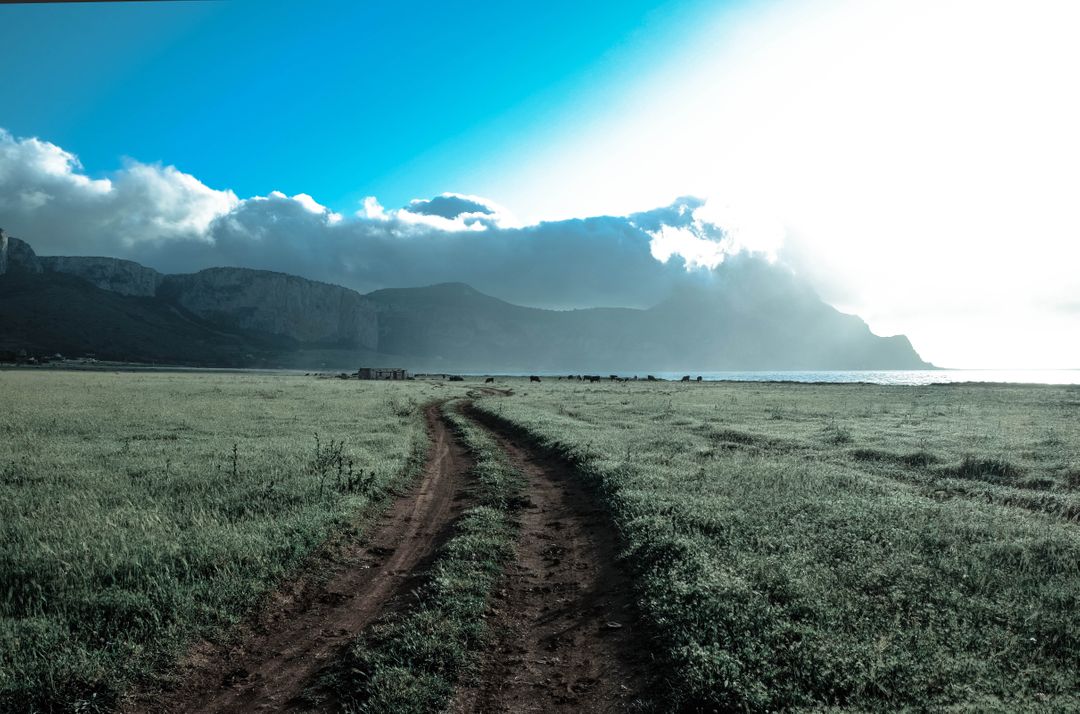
[951,455,1025,484]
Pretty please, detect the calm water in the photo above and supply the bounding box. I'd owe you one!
[644,370,1080,385]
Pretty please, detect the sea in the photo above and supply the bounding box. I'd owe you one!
[639,370,1080,385]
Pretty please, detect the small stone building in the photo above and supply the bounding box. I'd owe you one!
[357,367,408,380]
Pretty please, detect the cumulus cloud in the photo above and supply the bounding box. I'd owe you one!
[0,129,769,310]
[632,196,784,270]
[0,129,237,255]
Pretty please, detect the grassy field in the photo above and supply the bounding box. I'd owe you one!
[0,370,449,713]
[474,379,1080,712]
[4,371,1079,712]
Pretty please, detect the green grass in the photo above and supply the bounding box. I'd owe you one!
[474,380,1080,712]
[330,400,525,713]
[0,370,451,713]
[5,372,1079,712]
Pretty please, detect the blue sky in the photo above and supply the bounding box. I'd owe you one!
[2,0,1079,368]
[0,0,721,212]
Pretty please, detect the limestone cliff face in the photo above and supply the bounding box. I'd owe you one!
[159,268,378,349]
[39,256,162,297]
[0,230,42,275]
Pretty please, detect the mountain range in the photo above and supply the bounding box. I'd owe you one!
[0,229,931,371]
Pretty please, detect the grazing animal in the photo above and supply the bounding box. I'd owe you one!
[681,375,690,382]
[449,375,464,382]
[646,375,657,381]
[485,377,495,384]
[530,375,541,383]
[696,376,703,382]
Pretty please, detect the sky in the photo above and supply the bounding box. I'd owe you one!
[1,0,1078,368]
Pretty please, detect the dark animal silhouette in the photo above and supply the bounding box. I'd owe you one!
[485,377,495,384]
[681,375,690,382]
[696,376,703,382]
[530,375,541,383]
[449,375,464,382]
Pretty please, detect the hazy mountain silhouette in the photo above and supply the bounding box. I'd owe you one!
[0,231,931,370]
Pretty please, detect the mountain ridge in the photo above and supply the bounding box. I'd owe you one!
[0,230,933,370]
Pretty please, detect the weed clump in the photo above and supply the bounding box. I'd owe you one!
[822,423,854,445]
[309,434,375,494]
[851,448,938,468]
[951,455,1025,484]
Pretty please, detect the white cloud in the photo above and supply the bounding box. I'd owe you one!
[644,198,784,269]
[649,225,726,269]
[359,196,388,220]
[0,129,237,253]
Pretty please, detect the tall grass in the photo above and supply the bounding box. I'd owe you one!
[475,380,1080,711]
[0,371,445,713]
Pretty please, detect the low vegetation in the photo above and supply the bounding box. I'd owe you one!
[474,380,1080,711]
[331,400,525,713]
[0,371,444,713]
[4,372,1079,712]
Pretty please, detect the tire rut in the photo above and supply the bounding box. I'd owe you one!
[130,402,473,714]
[453,406,648,713]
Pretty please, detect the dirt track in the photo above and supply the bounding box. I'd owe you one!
[453,408,647,712]
[130,396,645,712]
[132,403,471,713]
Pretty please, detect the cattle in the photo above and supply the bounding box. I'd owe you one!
[681,375,691,382]
[696,376,703,382]
[589,375,601,383]
[485,377,495,384]
[646,375,657,381]
[530,375,542,383]
[449,375,464,382]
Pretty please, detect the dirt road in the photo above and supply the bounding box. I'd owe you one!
[130,396,646,713]
[453,407,647,712]
[132,403,472,714]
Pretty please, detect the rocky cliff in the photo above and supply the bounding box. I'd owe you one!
[39,256,162,297]
[159,268,379,349]
[1,235,378,349]
[0,230,42,275]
